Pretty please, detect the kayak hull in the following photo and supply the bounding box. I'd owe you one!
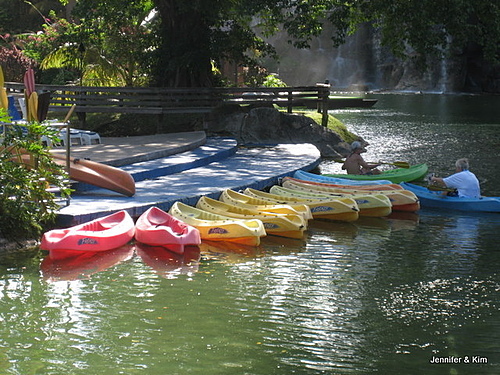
[271,185,392,218]
[219,189,313,220]
[40,210,135,253]
[401,183,500,212]
[244,187,360,222]
[322,163,429,183]
[294,170,392,185]
[282,177,419,212]
[168,201,266,246]
[196,195,306,239]
[135,207,201,253]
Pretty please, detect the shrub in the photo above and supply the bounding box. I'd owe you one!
[0,111,72,240]
[0,34,37,82]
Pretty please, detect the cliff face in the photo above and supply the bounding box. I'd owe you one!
[206,106,351,158]
[263,24,500,94]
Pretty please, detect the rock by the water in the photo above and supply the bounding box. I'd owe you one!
[206,106,351,158]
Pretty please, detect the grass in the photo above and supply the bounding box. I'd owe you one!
[301,111,358,143]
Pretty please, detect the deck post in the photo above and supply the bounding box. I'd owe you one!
[316,82,330,127]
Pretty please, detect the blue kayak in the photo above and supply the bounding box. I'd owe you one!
[401,183,500,213]
[294,169,393,185]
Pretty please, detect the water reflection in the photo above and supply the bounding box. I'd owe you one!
[136,243,200,278]
[40,244,135,282]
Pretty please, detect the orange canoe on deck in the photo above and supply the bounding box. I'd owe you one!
[10,150,135,197]
[51,153,136,197]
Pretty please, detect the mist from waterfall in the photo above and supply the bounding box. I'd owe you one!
[262,24,457,93]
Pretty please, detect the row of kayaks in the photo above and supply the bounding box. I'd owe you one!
[296,168,500,213]
[41,165,500,258]
[40,174,423,256]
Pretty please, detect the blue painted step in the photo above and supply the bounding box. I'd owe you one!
[73,137,238,192]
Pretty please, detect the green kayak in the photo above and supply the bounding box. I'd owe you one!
[324,163,429,183]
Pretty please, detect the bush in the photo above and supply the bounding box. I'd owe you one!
[0,112,72,240]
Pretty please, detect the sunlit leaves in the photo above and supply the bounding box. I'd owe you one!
[0,112,72,239]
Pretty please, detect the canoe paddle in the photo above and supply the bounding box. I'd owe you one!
[378,161,411,168]
[334,159,411,168]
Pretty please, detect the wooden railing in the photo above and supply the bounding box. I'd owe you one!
[4,83,331,126]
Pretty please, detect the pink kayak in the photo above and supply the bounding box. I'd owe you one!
[135,206,201,253]
[40,210,135,252]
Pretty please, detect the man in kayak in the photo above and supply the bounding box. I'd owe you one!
[430,158,480,198]
[342,141,381,175]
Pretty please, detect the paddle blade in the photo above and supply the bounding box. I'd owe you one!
[391,161,411,169]
[37,91,51,122]
[24,68,35,97]
[0,66,4,88]
[379,161,411,168]
[0,88,8,110]
[28,92,39,122]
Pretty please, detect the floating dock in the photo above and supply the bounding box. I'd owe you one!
[55,131,321,227]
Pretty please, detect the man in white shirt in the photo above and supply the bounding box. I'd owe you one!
[431,158,480,198]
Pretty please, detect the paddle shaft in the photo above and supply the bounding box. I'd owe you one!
[334,159,410,168]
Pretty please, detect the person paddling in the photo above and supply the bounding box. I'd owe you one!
[342,141,381,175]
[430,158,480,198]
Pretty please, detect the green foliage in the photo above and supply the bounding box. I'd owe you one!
[21,3,156,86]
[7,0,500,88]
[0,111,72,240]
[0,0,65,34]
[336,0,500,65]
[68,0,157,86]
[262,74,287,88]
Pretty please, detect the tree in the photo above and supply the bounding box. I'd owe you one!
[344,0,500,65]
[0,0,65,34]
[25,0,156,86]
[57,0,500,88]
[129,0,500,87]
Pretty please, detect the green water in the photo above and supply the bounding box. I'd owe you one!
[1,94,500,374]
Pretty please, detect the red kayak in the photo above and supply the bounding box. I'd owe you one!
[135,206,201,253]
[40,210,135,253]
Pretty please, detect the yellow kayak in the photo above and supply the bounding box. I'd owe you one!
[196,196,306,239]
[243,187,360,222]
[271,185,392,218]
[168,201,266,246]
[282,177,419,212]
[219,189,313,220]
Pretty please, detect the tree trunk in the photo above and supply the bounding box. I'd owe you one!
[64,0,77,19]
[152,0,214,87]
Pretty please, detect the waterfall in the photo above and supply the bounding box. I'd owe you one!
[264,24,458,93]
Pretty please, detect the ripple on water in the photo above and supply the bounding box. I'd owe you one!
[377,276,500,330]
